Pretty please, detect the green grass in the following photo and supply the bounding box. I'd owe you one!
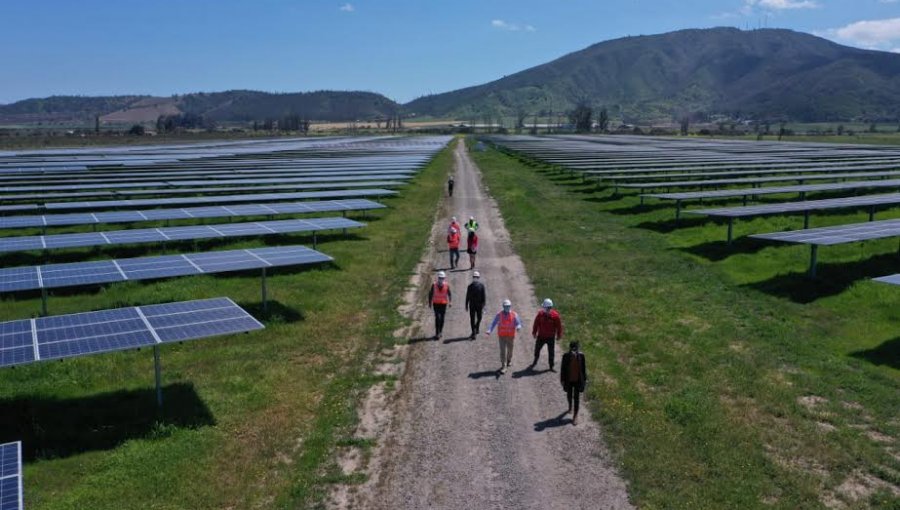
[472,141,900,509]
[0,141,455,509]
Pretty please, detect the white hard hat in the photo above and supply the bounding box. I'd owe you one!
[473,271,480,278]
[542,298,553,308]
[469,216,475,221]
[451,216,457,221]
[502,299,511,307]
[437,271,446,278]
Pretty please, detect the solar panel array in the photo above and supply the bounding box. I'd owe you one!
[0,441,22,510]
[751,218,900,245]
[873,274,900,286]
[0,217,364,253]
[0,297,263,368]
[0,245,332,293]
[0,198,384,230]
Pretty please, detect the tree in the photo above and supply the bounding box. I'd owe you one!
[597,107,610,133]
[868,122,877,133]
[837,124,844,136]
[515,107,527,134]
[94,115,100,135]
[569,101,592,133]
[127,124,145,136]
[679,116,690,136]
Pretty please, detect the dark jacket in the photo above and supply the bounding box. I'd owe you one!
[560,350,587,392]
[465,281,486,311]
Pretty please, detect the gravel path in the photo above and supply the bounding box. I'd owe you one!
[340,140,633,510]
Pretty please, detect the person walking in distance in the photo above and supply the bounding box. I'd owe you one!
[466,229,479,270]
[448,216,461,235]
[448,175,455,197]
[464,216,479,233]
[427,271,451,340]
[447,227,461,269]
[485,299,521,374]
[531,298,563,371]
[464,271,486,339]
[560,341,587,425]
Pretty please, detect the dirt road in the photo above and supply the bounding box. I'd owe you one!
[336,140,632,509]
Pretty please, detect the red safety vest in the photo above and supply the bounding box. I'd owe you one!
[447,231,460,249]
[432,282,450,304]
[498,311,518,337]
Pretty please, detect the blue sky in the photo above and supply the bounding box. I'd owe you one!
[1,0,898,104]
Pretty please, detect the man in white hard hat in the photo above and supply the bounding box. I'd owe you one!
[464,271,486,340]
[485,299,521,373]
[427,271,451,340]
[531,298,564,372]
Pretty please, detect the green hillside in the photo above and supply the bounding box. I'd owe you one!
[404,28,900,122]
[0,90,399,125]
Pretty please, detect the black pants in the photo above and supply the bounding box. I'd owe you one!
[449,248,460,268]
[565,384,581,416]
[448,184,454,196]
[433,304,447,337]
[533,337,556,367]
[469,307,483,336]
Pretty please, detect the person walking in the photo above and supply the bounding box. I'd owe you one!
[427,271,451,340]
[464,216,479,233]
[448,175,455,197]
[464,271,486,339]
[559,341,587,425]
[485,299,521,374]
[531,298,563,371]
[448,216,461,235]
[466,229,479,269]
[447,227,461,269]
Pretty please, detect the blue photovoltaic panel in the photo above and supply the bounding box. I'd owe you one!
[0,298,263,369]
[0,217,364,254]
[0,245,332,294]
[0,441,22,510]
[0,198,385,230]
[873,274,900,286]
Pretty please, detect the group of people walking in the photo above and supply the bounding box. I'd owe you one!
[427,212,588,424]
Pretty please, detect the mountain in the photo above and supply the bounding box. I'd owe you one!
[0,90,399,126]
[404,28,900,123]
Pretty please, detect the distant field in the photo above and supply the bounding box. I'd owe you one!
[472,141,900,509]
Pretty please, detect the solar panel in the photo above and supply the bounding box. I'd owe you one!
[0,441,22,510]
[42,188,395,211]
[750,218,900,246]
[873,274,900,286]
[0,298,263,368]
[688,192,900,218]
[643,178,900,202]
[0,217,364,253]
[0,245,332,293]
[0,198,384,230]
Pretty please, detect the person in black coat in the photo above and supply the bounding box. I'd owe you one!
[464,271,486,340]
[559,341,587,425]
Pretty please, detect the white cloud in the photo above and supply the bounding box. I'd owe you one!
[491,19,535,32]
[879,0,899,4]
[339,3,354,12]
[831,17,900,47]
[744,0,819,10]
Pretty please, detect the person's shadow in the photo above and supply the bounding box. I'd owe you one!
[534,412,571,431]
[512,367,551,378]
[468,370,501,380]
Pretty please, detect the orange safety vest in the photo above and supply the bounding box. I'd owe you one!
[432,282,450,304]
[447,231,460,249]
[498,311,518,337]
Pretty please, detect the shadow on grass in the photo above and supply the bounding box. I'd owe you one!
[681,237,783,262]
[850,337,900,369]
[0,382,215,461]
[241,299,305,323]
[607,202,676,215]
[583,194,629,204]
[745,253,900,303]
[534,412,571,431]
[635,216,712,233]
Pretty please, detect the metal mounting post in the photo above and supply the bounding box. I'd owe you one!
[261,267,268,313]
[154,345,163,408]
[868,206,875,222]
[808,245,818,279]
[313,232,318,249]
[803,211,810,230]
[675,200,682,222]
[40,288,48,317]
[727,218,734,245]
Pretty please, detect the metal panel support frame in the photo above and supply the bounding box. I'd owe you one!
[261,267,268,313]
[727,218,734,245]
[41,288,48,317]
[808,245,818,279]
[154,345,163,408]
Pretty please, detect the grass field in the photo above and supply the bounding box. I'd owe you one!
[472,141,900,509]
[0,142,454,509]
